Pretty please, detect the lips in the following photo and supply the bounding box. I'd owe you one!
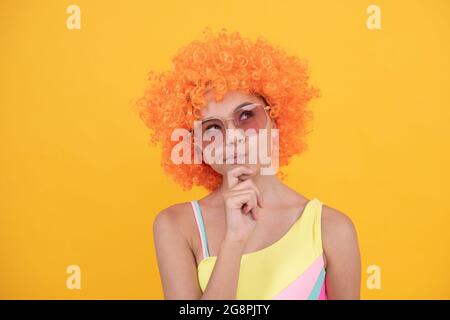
[224,153,246,163]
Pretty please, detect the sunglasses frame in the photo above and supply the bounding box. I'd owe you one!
[188,102,272,136]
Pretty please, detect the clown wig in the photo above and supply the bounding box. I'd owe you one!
[137,28,320,191]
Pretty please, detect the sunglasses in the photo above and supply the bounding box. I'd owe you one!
[190,102,271,146]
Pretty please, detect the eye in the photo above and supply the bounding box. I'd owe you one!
[239,110,254,121]
[202,121,223,133]
[205,124,221,131]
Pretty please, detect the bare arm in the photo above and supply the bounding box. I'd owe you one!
[154,166,262,299]
[322,206,361,299]
[153,206,246,299]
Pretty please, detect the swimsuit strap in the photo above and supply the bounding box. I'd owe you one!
[190,200,210,259]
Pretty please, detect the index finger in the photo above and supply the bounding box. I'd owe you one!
[226,166,253,189]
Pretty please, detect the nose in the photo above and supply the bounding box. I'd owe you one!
[224,120,245,145]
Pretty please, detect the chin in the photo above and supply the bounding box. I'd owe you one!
[222,162,261,171]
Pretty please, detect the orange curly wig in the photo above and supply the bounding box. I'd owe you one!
[136,28,320,191]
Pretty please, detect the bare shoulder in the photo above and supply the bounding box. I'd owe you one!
[152,202,203,299]
[321,203,359,253]
[153,202,194,241]
[320,202,361,299]
[322,204,357,237]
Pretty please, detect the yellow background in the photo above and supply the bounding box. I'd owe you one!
[1,0,449,299]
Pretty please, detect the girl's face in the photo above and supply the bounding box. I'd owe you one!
[196,90,277,176]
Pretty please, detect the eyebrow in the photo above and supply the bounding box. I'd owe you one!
[201,101,256,122]
[231,101,255,115]
[236,101,254,109]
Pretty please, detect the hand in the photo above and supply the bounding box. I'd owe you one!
[222,166,264,244]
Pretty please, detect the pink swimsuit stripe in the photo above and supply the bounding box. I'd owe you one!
[273,254,327,300]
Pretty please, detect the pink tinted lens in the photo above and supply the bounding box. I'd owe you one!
[201,119,225,146]
[233,104,267,132]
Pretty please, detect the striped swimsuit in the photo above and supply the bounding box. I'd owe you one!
[190,198,328,299]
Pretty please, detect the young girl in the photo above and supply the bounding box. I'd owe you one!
[137,28,361,300]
